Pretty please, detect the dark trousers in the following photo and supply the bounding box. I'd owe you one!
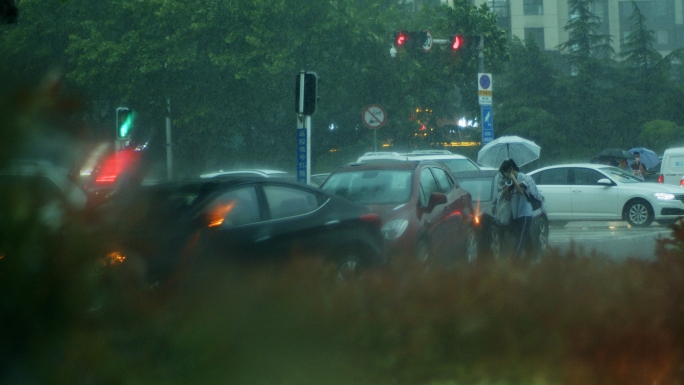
[512,216,533,258]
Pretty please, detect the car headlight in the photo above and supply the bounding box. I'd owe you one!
[653,192,676,201]
[381,219,409,240]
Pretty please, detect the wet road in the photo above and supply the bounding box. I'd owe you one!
[548,221,674,261]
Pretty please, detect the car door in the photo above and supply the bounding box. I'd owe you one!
[257,183,330,259]
[418,166,457,259]
[570,167,619,219]
[431,166,470,253]
[531,168,571,220]
[199,185,266,260]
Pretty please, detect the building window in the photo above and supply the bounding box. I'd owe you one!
[524,0,543,15]
[525,27,545,48]
[619,0,676,50]
[488,0,511,33]
[657,30,669,44]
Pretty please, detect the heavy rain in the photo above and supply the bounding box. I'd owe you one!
[2,0,684,384]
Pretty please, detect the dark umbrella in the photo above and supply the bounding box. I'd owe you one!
[598,149,632,159]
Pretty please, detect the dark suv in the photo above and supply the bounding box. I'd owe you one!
[320,161,478,264]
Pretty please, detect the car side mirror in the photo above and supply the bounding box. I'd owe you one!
[597,178,613,186]
[195,212,224,228]
[425,192,448,212]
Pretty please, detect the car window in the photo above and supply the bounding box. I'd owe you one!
[264,185,319,219]
[419,168,439,206]
[437,158,480,173]
[321,170,413,204]
[597,166,643,183]
[572,168,606,185]
[431,167,454,193]
[533,168,569,185]
[204,187,260,227]
[458,178,494,202]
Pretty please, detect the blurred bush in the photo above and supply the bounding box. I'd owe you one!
[3,75,684,385]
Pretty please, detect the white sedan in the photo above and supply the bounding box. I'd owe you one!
[528,163,684,227]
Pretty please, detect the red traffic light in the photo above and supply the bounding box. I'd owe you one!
[394,31,409,47]
[451,35,463,50]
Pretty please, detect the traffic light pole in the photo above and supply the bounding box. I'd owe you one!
[295,70,317,185]
[478,35,484,73]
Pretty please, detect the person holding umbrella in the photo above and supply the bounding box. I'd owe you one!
[498,159,544,259]
[631,151,647,180]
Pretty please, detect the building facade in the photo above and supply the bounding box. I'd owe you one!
[473,0,684,56]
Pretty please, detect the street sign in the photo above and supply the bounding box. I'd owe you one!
[478,73,493,106]
[421,30,433,52]
[296,127,308,183]
[362,105,387,129]
[481,105,494,145]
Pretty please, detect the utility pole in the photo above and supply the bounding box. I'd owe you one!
[476,35,495,146]
[166,97,173,181]
[295,70,317,185]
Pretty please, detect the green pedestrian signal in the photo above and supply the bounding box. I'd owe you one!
[116,108,136,139]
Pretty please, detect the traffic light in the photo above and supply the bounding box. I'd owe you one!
[0,0,19,24]
[295,71,318,115]
[450,35,464,50]
[393,30,429,49]
[116,108,136,139]
[394,30,410,47]
[450,34,482,51]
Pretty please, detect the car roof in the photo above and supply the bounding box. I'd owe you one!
[529,163,622,173]
[356,151,408,162]
[334,160,445,172]
[200,169,290,179]
[409,150,453,155]
[663,147,684,155]
[406,150,468,160]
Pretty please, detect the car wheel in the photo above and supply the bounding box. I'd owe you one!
[487,225,502,260]
[465,227,479,263]
[337,255,363,281]
[535,217,549,254]
[625,199,653,227]
[416,238,430,264]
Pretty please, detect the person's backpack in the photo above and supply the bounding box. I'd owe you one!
[525,191,543,211]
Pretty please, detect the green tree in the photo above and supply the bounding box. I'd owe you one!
[496,37,567,163]
[638,120,684,154]
[0,0,508,176]
[618,1,661,71]
[557,0,614,77]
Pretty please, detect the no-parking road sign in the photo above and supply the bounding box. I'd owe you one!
[362,105,387,129]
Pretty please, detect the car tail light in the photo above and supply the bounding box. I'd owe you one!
[658,174,663,183]
[359,213,382,228]
[680,178,684,187]
[94,148,142,184]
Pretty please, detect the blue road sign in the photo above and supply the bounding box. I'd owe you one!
[481,105,494,144]
[296,128,307,183]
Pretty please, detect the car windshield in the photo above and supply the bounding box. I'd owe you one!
[598,166,643,183]
[321,170,412,204]
[457,178,494,202]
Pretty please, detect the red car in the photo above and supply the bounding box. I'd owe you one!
[321,160,478,264]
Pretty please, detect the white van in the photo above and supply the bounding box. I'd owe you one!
[659,147,684,186]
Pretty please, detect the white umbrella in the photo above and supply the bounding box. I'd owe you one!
[477,136,541,168]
